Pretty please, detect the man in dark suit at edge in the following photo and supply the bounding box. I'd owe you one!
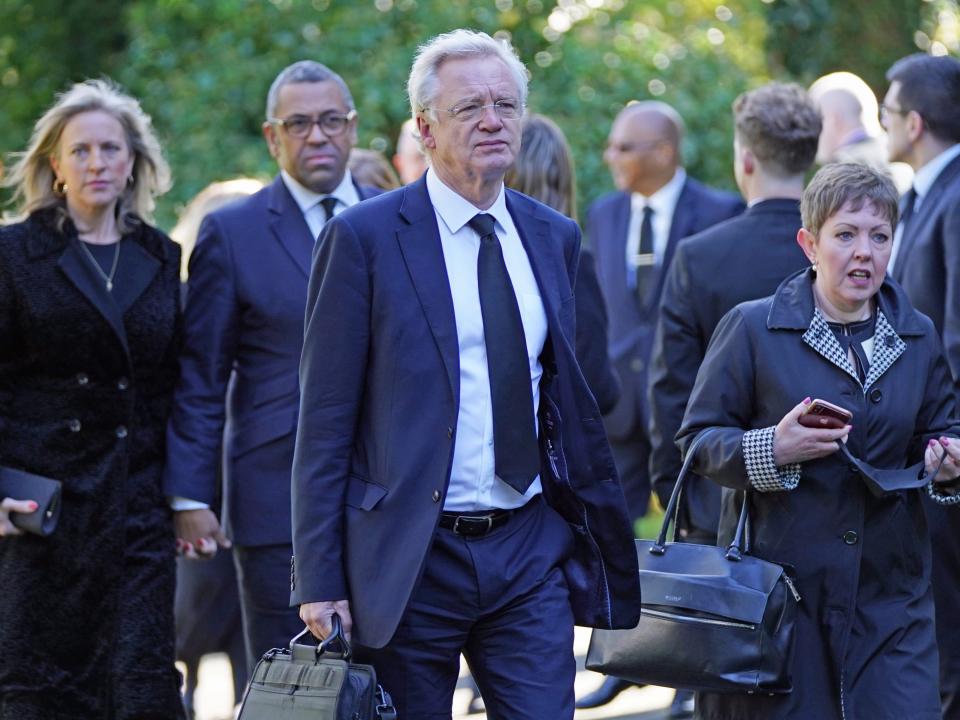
[882,53,960,720]
[163,61,380,673]
[578,99,743,713]
[291,29,641,719]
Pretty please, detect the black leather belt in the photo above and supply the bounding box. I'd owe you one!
[439,509,514,537]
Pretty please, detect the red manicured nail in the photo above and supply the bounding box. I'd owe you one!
[27,501,38,511]
[930,439,938,447]
[941,437,951,447]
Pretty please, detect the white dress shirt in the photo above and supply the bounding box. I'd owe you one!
[889,143,960,271]
[425,169,547,512]
[625,167,686,284]
[281,168,361,240]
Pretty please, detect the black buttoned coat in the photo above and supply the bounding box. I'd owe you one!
[678,269,960,720]
[0,210,184,719]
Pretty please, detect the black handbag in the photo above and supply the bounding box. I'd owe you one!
[0,466,62,536]
[237,615,397,720]
[585,430,800,694]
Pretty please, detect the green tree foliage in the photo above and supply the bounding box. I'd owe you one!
[0,0,952,228]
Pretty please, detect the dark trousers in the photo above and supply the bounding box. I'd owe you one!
[609,429,652,521]
[233,543,304,675]
[355,496,577,719]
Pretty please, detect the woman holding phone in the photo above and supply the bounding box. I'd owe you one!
[678,162,960,720]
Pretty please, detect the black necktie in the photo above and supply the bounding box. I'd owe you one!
[469,213,540,494]
[320,196,339,223]
[635,204,655,304]
[893,188,917,281]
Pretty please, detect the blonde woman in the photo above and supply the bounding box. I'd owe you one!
[0,79,184,718]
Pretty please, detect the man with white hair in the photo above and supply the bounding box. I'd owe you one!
[290,29,640,718]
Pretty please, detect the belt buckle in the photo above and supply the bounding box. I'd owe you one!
[452,514,493,536]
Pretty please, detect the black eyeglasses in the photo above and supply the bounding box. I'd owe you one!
[269,110,357,138]
[879,103,909,119]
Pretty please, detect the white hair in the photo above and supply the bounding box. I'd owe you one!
[407,29,529,123]
[809,71,882,137]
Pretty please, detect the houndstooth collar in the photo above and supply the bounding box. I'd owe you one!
[802,308,905,390]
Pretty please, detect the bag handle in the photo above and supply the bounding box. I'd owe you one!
[288,613,353,660]
[651,428,750,561]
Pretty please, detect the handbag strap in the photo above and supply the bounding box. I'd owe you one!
[288,613,353,660]
[652,428,751,560]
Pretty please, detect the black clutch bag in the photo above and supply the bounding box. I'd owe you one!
[238,615,396,720]
[0,466,62,536]
[585,430,799,694]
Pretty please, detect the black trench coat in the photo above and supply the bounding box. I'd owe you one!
[0,210,184,719]
[678,269,960,720]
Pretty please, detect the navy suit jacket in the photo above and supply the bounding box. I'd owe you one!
[893,152,960,396]
[290,176,642,648]
[163,176,379,546]
[588,177,744,440]
[648,199,808,534]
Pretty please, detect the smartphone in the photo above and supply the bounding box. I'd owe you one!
[798,398,853,429]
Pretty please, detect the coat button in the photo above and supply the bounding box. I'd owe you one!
[67,418,82,432]
[843,530,858,545]
[76,373,89,386]
[431,490,441,502]
[115,425,128,439]
[630,358,644,373]
[885,334,896,348]
[117,377,129,391]
[869,388,882,403]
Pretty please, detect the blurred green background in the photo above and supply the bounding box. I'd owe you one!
[1,0,957,229]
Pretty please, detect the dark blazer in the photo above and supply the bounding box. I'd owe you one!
[891,150,960,701]
[289,177,642,648]
[163,176,379,546]
[588,177,744,440]
[575,249,620,414]
[648,199,808,534]
[678,270,958,720]
[0,210,184,718]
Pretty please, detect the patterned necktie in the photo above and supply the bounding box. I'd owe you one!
[468,213,540,494]
[635,204,655,305]
[320,196,339,223]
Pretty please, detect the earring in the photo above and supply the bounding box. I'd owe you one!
[811,259,818,272]
[53,178,67,196]
[127,174,135,187]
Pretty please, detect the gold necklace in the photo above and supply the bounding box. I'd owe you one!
[78,239,121,292]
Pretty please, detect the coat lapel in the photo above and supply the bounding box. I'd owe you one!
[58,239,130,356]
[507,192,564,330]
[267,177,314,278]
[115,239,161,314]
[395,177,460,401]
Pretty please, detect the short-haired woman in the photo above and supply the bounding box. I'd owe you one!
[0,79,184,718]
[679,162,960,720]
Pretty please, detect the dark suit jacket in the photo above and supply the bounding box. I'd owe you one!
[163,176,379,546]
[588,177,744,441]
[648,199,808,534]
[289,177,642,648]
[575,249,620,414]
[893,151,960,395]
[891,150,960,694]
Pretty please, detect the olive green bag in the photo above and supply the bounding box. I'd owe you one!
[237,616,397,720]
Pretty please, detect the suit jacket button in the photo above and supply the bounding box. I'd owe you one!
[76,373,89,386]
[843,530,858,545]
[115,425,128,439]
[117,377,129,391]
[630,358,644,373]
[68,418,82,432]
[869,388,882,403]
[432,490,441,502]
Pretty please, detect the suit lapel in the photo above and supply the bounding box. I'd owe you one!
[396,177,460,401]
[645,178,695,311]
[58,239,130,357]
[507,193,563,327]
[896,154,960,280]
[267,177,314,278]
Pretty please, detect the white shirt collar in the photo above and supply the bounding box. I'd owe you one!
[280,168,358,214]
[426,167,511,235]
[631,167,687,214]
[913,144,960,200]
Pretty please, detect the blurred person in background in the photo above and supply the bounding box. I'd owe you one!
[883,52,960,720]
[349,148,401,190]
[0,78,183,719]
[163,60,381,675]
[168,177,264,719]
[809,70,912,193]
[392,117,427,184]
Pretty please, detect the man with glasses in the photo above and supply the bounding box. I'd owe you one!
[290,30,640,718]
[163,60,380,673]
[882,52,960,720]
